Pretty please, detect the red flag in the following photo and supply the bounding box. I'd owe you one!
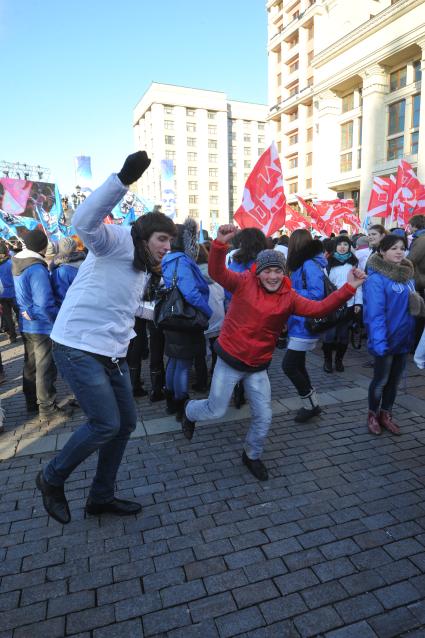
[367,176,392,218]
[296,196,324,233]
[309,199,356,235]
[234,143,286,237]
[391,160,422,226]
[284,205,310,232]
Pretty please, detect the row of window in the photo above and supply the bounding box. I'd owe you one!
[165,136,219,148]
[229,133,265,143]
[188,182,219,191]
[187,167,219,177]
[165,151,219,162]
[164,106,217,119]
[188,196,220,204]
[286,179,312,195]
[287,152,312,170]
[188,209,219,219]
[165,121,218,134]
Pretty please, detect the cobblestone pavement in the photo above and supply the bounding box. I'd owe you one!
[1,333,425,637]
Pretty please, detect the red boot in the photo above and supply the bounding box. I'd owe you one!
[367,411,381,435]
[379,410,401,435]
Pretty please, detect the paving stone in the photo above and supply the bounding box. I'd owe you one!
[1,602,46,632]
[161,580,206,607]
[20,580,67,606]
[143,605,191,636]
[66,605,116,634]
[368,606,422,638]
[14,617,65,638]
[374,581,421,609]
[114,591,162,622]
[232,580,280,608]
[260,593,307,624]
[167,620,219,638]
[48,590,95,618]
[143,567,186,591]
[215,606,266,638]
[0,590,20,612]
[224,547,265,569]
[274,568,320,595]
[93,619,143,638]
[189,592,236,622]
[325,621,378,638]
[204,568,248,595]
[294,605,344,638]
[340,570,386,596]
[185,556,226,580]
[97,578,142,605]
[335,593,384,623]
[302,581,348,609]
[312,557,356,583]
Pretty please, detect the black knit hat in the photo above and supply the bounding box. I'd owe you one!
[24,229,48,254]
[334,235,352,248]
[255,249,286,275]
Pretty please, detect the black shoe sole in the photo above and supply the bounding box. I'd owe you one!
[85,504,142,517]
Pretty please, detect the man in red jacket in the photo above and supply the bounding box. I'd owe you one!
[181,224,366,481]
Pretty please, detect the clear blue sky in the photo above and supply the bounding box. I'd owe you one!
[1,0,268,194]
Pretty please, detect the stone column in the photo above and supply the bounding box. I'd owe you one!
[314,89,340,200]
[358,64,388,218]
[416,40,425,182]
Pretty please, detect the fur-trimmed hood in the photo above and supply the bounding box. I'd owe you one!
[287,239,323,272]
[171,218,199,261]
[368,252,414,283]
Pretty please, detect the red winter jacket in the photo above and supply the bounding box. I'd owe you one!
[209,240,356,368]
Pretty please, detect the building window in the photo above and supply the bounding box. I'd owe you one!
[209,168,218,177]
[414,60,422,83]
[209,195,218,204]
[209,153,218,162]
[188,209,198,218]
[258,123,265,131]
[164,105,173,114]
[188,181,198,191]
[244,120,251,130]
[411,131,419,154]
[289,84,299,97]
[288,155,298,169]
[186,108,195,117]
[187,152,197,161]
[258,148,265,155]
[187,137,196,147]
[244,160,251,169]
[388,99,405,135]
[342,93,354,113]
[289,59,299,74]
[165,150,175,160]
[164,120,174,130]
[208,139,217,148]
[164,135,175,145]
[412,94,421,129]
[288,181,298,194]
[244,147,251,156]
[208,111,216,119]
[188,166,197,176]
[340,152,352,172]
[307,127,313,142]
[189,195,198,204]
[208,125,217,135]
[209,182,218,191]
[244,135,251,143]
[289,133,298,145]
[306,178,312,189]
[390,66,407,92]
[187,123,196,133]
[289,34,298,48]
[306,152,312,166]
[387,136,404,160]
[341,121,353,150]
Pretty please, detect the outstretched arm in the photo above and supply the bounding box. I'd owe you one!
[292,268,366,318]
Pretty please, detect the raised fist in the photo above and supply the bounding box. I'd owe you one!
[117,151,151,186]
[216,224,238,245]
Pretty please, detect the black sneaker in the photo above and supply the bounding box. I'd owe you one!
[35,471,71,524]
[242,451,268,481]
[294,405,321,423]
[85,497,142,516]
[181,399,196,440]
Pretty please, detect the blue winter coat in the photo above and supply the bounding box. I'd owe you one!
[162,251,212,319]
[363,254,415,356]
[51,263,80,306]
[12,252,58,334]
[288,254,327,340]
[0,258,15,298]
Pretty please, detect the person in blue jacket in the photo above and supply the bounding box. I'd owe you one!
[12,229,61,419]
[363,234,416,436]
[0,240,19,342]
[162,218,212,420]
[282,229,326,423]
[50,236,86,306]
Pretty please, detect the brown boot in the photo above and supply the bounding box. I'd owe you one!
[367,410,381,435]
[379,410,401,435]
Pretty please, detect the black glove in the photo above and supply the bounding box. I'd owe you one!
[117,151,151,185]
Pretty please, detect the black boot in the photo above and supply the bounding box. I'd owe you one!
[165,389,177,415]
[295,389,321,423]
[129,368,148,397]
[150,371,165,402]
[175,395,189,422]
[322,343,333,373]
[335,344,348,372]
[181,399,196,440]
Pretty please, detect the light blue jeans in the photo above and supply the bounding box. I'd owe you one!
[185,356,272,459]
[166,357,192,399]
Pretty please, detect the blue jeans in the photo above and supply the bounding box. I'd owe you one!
[368,353,407,413]
[44,343,137,503]
[186,357,272,459]
[166,357,192,399]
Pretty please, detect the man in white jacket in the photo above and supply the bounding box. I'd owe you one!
[36,152,176,524]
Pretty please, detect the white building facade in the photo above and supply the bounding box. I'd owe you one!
[133,83,270,232]
[267,0,425,218]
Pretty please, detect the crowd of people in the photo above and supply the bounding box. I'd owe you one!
[0,151,424,525]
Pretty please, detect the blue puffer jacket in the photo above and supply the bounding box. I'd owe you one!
[12,250,58,334]
[51,263,81,306]
[287,240,326,340]
[0,258,15,298]
[162,251,212,319]
[363,253,415,356]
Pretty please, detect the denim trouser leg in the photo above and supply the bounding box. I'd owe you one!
[44,344,136,502]
[368,354,406,413]
[166,357,192,398]
[243,370,272,460]
[186,357,272,459]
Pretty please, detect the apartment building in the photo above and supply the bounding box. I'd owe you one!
[267,0,425,217]
[133,83,270,232]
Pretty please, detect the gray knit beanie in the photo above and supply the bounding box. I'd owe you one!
[58,237,76,255]
[255,249,286,275]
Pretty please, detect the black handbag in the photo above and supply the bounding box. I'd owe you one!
[301,260,350,334]
[154,258,209,333]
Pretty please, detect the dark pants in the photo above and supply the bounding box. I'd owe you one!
[368,353,407,413]
[44,343,137,503]
[282,349,312,397]
[0,298,19,339]
[147,321,165,383]
[22,333,57,413]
